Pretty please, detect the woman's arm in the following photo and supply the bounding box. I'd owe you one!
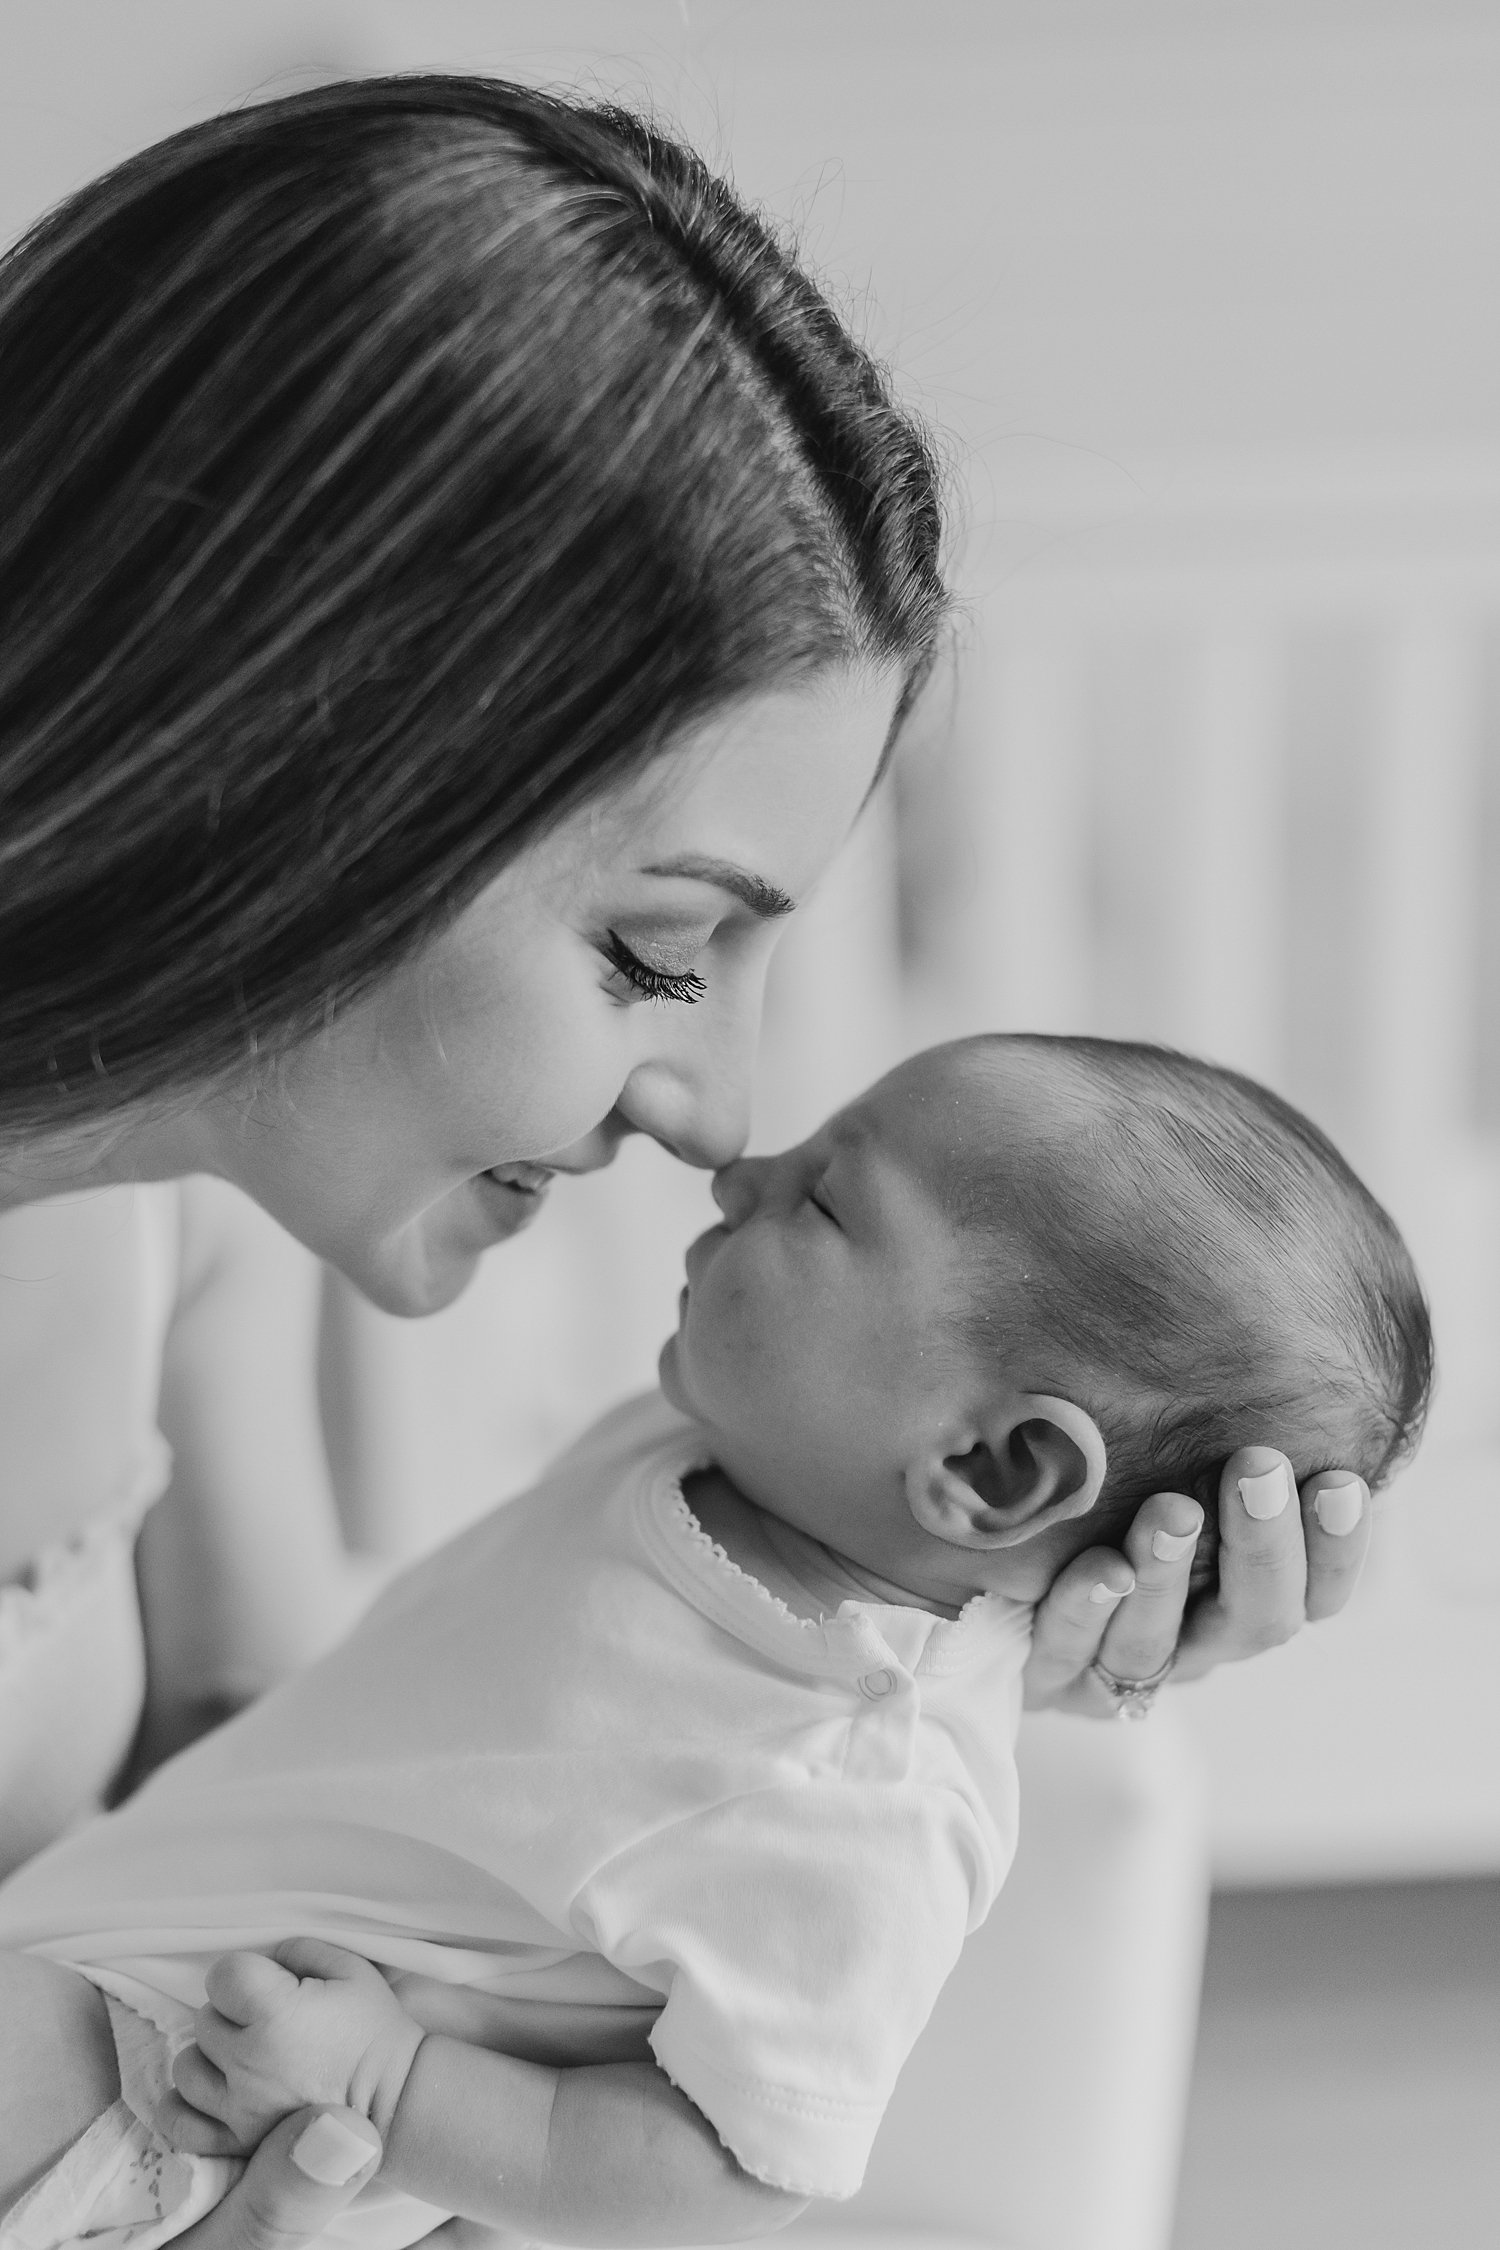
[1023,1445,1372,1714]
[130,1178,387,1776]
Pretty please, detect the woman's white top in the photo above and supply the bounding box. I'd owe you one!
[0,1185,179,1878]
[0,1388,1031,2204]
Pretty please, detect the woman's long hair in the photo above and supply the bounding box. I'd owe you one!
[0,75,947,1135]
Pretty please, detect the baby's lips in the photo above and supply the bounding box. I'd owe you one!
[682,1222,726,1286]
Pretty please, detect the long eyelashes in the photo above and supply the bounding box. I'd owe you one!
[604,931,707,1007]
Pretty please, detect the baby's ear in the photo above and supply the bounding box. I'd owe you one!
[905,1394,1107,1551]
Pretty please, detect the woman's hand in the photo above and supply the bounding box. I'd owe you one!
[172,2105,381,2250]
[1023,1445,1373,1716]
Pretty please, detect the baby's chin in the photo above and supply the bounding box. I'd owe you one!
[657,1331,689,1414]
[657,1329,730,1444]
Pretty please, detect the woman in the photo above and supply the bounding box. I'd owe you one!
[0,75,1370,2239]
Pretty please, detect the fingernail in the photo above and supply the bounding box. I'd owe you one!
[1089,1579,1129,1603]
[1314,1480,1364,1537]
[291,2113,379,2185]
[1152,1527,1198,1562]
[1239,1464,1291,1520]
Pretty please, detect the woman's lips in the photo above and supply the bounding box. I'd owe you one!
[485,1162,556,1195]
[471,1163,556,1238]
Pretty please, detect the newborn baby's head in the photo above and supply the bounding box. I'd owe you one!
[659,1034,1432,1605]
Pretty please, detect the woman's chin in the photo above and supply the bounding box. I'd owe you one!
[337,1238,481,1319]
[335,1179,548,1317]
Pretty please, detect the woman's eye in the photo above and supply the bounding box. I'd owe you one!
[603,931,707,1007]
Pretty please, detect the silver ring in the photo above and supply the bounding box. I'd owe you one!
[1088,1651,1176,1722]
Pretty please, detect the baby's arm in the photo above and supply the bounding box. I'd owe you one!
[170,1940,804,2248]
[390,2040,802,2247]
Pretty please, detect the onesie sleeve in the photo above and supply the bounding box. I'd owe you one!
[573,1779,993,2201]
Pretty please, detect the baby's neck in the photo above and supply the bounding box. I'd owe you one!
[681,1467,964,1622]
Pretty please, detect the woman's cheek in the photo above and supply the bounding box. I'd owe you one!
[464,996,630,1159]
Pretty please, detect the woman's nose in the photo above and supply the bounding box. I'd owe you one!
[615,1062,751,1169]
[613,981,762,1169]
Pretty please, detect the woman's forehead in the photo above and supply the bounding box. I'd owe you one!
[557,667,902,887]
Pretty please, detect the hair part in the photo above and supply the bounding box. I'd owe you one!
[940,1034,1434,1510]
[0,75,949,1136]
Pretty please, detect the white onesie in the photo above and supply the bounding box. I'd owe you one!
[0,1389,1031,2240]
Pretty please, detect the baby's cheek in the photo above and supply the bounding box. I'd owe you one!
[695,1272,790,1417]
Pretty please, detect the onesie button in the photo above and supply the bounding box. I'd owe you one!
[859,1667,898,1700]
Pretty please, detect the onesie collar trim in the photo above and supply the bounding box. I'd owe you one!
[629,1418,1031,1686]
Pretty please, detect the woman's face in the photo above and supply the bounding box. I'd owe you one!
[191,666,900,1312]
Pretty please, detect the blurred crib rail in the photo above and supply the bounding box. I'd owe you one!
[905,446,1500,1884]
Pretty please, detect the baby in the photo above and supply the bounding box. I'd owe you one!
[0,1034,1431,2249]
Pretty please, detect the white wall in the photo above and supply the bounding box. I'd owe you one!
[9,2,1500,464]
[929,476,1500,1882]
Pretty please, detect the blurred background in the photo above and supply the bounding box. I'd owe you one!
[5,5,1498,2247]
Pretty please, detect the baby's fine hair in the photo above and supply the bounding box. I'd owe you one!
[947,1034,1433,1511]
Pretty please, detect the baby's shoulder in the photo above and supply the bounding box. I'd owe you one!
[545,1387,697,1483]
[360,1388,698,1629]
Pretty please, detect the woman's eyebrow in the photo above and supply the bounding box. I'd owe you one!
[640,854,796,919]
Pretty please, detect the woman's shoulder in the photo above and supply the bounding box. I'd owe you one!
[0,1185,181,1574]
[547,1388,697,1482]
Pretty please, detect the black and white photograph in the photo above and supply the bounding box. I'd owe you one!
[0,8,1496,2249]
